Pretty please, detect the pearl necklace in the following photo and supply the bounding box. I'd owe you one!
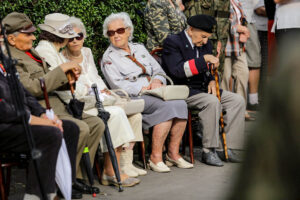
[65,48,82,60]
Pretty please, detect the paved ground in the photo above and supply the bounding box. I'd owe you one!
[8,119,256,200]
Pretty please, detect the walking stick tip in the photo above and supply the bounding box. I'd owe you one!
[118,185,124,192]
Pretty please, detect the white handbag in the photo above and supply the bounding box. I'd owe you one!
[112,89,145,115]
[141,73,189,101]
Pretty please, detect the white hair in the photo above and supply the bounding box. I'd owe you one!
[102,12,134,41]
[69,16,87,38]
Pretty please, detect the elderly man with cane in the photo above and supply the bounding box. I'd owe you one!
[0,26,79,199]
[2,12,105,198]
[162,14,245,166]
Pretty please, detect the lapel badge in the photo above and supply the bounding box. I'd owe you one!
[185,44,189,48]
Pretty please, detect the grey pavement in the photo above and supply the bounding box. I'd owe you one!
[8,120,257,200]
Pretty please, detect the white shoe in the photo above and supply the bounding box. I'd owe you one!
[130,164,147,176]
[165,154,194,169]
[148,160,171,173]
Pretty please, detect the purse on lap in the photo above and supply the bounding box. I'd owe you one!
[140,73,189,101]
[111,89,145,115]
[126,54,189,101]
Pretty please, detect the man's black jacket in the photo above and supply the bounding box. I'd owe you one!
[162,31,214,97]
[0,68,45,132]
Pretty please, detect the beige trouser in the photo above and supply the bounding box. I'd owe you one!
[59,113,105,179]
[186,91,245,150]
[221,52,249,105]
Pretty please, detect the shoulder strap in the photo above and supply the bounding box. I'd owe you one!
[126,54,151,82]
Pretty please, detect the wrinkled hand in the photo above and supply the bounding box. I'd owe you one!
[101,88,111,95]
[40,113,63,132]
[204,54,220,68]
[239,33,248,43]
[30,115,63,132]
[60,61,81,73]
[140,85,151,92]
[207,80,217,96]
[237,25,250,37]
[149,79,163,89]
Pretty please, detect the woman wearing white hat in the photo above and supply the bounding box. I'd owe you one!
[35,13,104,195]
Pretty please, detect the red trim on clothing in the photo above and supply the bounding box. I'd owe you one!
[188,59,199,75]
[25,51,42,63]
[0,64,5,72]
[0,99,2,102]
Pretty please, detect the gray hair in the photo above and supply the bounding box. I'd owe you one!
[69,16,87,38]
[102,12,134,41]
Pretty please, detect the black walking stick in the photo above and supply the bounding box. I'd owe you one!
[0,24,48,199]
[91,83,124,192]
[65,73,97,196]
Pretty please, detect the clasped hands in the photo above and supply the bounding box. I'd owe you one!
[30,113,63,133]
[141,79,163,92]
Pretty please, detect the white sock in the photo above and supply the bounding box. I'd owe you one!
[203,148,210,153]
[249,93,258,105]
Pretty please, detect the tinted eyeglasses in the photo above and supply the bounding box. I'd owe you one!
[107,27,127,37]
[69,32,84,42]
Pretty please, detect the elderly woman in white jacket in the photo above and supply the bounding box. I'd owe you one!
[36,14,145,187]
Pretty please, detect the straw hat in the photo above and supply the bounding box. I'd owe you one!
[38,13,77,39]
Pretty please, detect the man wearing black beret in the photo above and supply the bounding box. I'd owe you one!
[162,14,245,166]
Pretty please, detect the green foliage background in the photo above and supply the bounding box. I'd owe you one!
[0,0,147,65]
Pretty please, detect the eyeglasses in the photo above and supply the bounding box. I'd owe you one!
[107,27,127,37]
[69,32,84,42]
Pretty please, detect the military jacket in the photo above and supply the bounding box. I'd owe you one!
[101,42,166,97]
[9,46,70,115]
[162,31,215,96]
[144,0,187,51]
[184,0,230,41]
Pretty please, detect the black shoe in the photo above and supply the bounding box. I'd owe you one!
[57,188,83,199]
[73,179,100,194]
[201,151,223,167]
[217,149,243,163]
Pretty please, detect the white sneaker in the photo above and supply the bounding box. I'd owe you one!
[165,154,194,169]
[148,160,171,173]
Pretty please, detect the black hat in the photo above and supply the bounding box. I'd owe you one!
[187,14,216,33]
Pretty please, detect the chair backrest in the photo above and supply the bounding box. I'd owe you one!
[150,48,163,66]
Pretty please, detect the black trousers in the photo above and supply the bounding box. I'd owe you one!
[0,120,79,198]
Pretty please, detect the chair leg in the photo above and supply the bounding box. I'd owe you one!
[188,111,194,164]
[182,129,187,156]
[5,167,11,196]
[94,153,102,184]
[0,165,7,200]
[140,142,146,169]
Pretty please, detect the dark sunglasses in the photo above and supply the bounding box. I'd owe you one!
[107,27,127,37]
[69,32,84,42]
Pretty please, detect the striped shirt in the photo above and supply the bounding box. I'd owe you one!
[225,0,247,57]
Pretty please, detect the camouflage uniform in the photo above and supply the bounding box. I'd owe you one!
[144,0,187,51]
[184,0,230,74]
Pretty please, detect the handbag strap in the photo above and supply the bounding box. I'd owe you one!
[126,54,151,82]
[150,73,174,85]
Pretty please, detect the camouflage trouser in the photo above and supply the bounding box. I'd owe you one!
[211,38,227,80]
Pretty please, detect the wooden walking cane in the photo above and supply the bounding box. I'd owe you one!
[209,58,229,161]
